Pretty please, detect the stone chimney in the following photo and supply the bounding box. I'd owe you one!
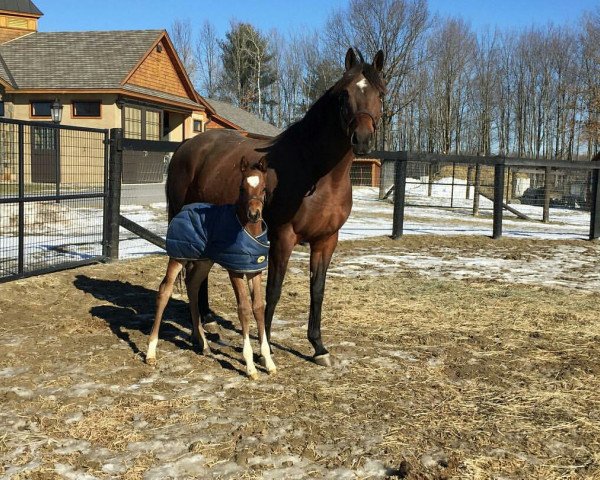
[0,1,42,44]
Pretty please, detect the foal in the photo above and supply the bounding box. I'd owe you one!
[146,157,276,379]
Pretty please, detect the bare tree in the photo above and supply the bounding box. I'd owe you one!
[324,0,431,149]
[170,19,198,84]
[582,8,600,156]
[196,20,221,98]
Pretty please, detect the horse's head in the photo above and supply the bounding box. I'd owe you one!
[333,48,386,155]
[239,156,269,224]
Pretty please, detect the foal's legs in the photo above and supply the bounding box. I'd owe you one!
[146,259,184,365]
[249,272,276,374]
[185,260,213,355]
[308,232,339,367]
[229,272,259,379]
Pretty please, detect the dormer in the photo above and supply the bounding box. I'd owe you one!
[0,0,42,44]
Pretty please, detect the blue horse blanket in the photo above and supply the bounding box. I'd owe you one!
[166,203,269,273]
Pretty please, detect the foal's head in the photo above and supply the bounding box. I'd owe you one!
[332,48,386,155]
[238,156,268,224]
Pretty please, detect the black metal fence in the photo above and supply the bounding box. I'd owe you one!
[104,128,177,260]
[0,118,109,282]
[374,151,600,240]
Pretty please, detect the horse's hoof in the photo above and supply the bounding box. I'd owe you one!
[313,353,332,367]
[202,321,219,334]
[267,367,277,375]
[248,372,259,381]
[145,356,157,366]
[202,347,212,357]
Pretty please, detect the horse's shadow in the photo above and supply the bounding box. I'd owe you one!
[73,274,312,374]
[73,274,248,375]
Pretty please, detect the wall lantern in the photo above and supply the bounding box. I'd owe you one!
[50,99,63,124]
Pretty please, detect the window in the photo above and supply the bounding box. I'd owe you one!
[0,101,4,117]
[73,101,101,117]
[193,119,203,132]
[146,110,160,140]
[124,106,142,139]
[31,101,52,117]
[123,105,161,140]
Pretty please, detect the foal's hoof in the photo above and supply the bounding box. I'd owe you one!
[313,353,332,367]
[145,356,157,366]
[202,347,212,357]
[248,372,259,381]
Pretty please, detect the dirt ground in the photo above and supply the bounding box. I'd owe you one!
[1,235,599,479]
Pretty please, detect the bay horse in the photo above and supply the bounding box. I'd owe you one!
[147,157,276,379]
[166,48,385,366]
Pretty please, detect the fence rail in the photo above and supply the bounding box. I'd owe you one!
[371,151,600,240]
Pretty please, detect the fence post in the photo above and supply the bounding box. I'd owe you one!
[493,160,505,239]
[472,164,481,216]
[543,166,551,223]
[103,128,123,261]
[17,123,24,276]
[589,168,600,240]
[392,152,407,239]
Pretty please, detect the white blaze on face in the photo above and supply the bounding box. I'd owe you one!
[246,175,260,188]
[356,77,369,93]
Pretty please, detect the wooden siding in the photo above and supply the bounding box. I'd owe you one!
[0,14,37,43]
[126,40,190,100]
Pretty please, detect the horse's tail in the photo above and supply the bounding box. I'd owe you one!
[166,138,190,222]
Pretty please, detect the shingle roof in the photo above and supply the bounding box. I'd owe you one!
[123,84,201,108]
[0,30,162,89]
[206,98,281,138]
[0,0,42,16]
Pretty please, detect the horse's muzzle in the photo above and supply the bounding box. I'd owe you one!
[248,210,262,223]
[351,130,373,156]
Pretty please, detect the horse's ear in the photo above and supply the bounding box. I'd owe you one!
[240,156,249,172]
[345,47,358,71]
[257,156,268,172]
[372,50,384,72]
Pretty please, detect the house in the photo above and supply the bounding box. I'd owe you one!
[0,0,279,185]
[205,98,281,139]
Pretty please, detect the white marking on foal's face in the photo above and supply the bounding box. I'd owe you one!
[356,77,369,93]
[246,176,260,188]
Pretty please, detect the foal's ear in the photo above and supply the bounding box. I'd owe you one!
[257,156,268,172]
[372,50,384,72]
[345,47,359,71]
[240,156,249,172]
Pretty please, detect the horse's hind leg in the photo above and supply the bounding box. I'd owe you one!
[250,272,276,374]
[186,260,213,355]
[198,278,218,332]
[147,259,183,365]
[229,272,258,380]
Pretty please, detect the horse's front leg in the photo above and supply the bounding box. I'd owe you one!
[229,272,258,380]
[264,227,296,344]
[308,232,338,367]
[249,272,276,374]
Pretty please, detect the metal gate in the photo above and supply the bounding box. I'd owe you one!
[0,118,109,282]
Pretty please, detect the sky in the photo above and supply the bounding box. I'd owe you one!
[34,0,597,38]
